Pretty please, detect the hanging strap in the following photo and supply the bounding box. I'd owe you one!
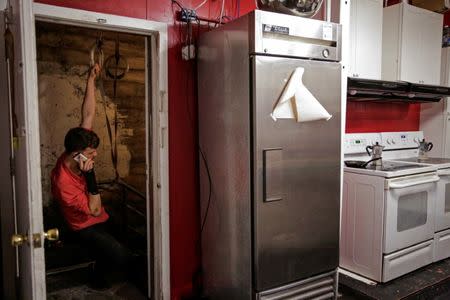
[89,34,104,68]
[97,77,119,180]
[111,35,120,179]
[93,34,119,180]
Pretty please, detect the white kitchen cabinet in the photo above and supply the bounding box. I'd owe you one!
[382,3,443,85]
[444,49,450,157]
[440,47,450,158]
[420,48,450,158]
[348,0,383,79]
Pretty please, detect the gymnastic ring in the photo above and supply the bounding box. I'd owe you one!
[104,54,129,80]
[89,42,104,68]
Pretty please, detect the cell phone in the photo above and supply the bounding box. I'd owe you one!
[73,153,88,163]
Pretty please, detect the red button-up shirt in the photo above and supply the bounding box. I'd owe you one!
[51,153,108,231]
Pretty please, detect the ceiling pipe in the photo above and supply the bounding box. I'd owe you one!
[326,0,331,22]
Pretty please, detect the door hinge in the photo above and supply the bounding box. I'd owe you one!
[3,6,13,26]
[9,156,15,176]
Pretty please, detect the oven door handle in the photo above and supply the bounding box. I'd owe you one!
[388,176,440,189]
[438,170,450,176]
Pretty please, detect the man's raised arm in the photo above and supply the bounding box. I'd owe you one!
[80,64,100,129]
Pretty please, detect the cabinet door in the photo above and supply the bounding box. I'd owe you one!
[400,4,443,84]
[349,0,383,79]
[420,12,443,85]
[400,5,426,84]
[348,0,357,77]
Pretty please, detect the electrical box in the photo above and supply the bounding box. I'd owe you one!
[411,0,449,13]
[181,44,195,60]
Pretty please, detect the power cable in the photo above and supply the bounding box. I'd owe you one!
[217,0,226,26]
[194,0,208,10]
[236,0,241,18]
[171,0,184,10]
[199,148,212,235]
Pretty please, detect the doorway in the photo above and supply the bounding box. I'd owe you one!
[36,20,149,297]
[0,3,169,299]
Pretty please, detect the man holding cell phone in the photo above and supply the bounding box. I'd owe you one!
[51,64,134,289]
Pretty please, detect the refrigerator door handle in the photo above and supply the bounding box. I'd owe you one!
[263,148,283,202]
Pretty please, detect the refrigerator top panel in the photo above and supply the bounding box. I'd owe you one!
[252,10,342,61]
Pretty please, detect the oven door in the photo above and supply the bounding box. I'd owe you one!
[435,169,450,232]
[384,172,439,254]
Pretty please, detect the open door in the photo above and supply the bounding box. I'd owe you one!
[1,1,47,299]
[0,5,19,300]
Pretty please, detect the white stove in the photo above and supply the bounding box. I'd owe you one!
[341,132,439,283]
[383,131,450,263]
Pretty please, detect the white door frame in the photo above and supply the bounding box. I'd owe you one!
[13,3,170,299]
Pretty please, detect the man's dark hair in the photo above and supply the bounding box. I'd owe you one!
[64,127,100,153]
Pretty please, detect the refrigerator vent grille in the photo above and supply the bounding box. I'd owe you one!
[257,271,337,300]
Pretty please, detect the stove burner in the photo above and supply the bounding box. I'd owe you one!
[363,161,429,172]
[366,161,426,172]
[399,157,450,165]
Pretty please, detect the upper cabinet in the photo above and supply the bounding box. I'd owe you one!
[382,3,443,85]
[348,0,383,80]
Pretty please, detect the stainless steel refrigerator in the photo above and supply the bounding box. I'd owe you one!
[198,10,342,300]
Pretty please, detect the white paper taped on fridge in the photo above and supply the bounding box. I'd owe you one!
[270,67,332,123]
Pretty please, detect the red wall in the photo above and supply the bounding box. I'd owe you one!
[34,1,254,299]
[346,102,421,133]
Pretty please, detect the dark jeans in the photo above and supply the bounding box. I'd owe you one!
[73,221,134,276]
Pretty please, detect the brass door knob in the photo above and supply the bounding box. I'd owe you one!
[11,234,27,247]
[44,228,59,241]
[11,228,59,248]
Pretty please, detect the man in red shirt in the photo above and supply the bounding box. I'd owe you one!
[51,64,134,289]
[51,126,108,230]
